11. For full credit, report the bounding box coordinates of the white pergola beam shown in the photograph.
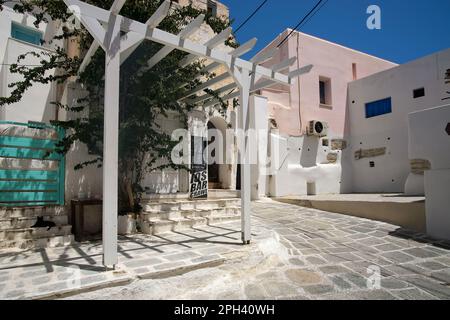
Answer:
[146,0,171,28]
[139,14,204,72]
[203,78,287,108]
[203,90,238,108]
[180,27,232,68]
[272,57,297,72]
[66,0,292,85]
[201,61,221,74]
[80,15,107,51]
[250,48,277,64]
[179,72,230,100]
[119,1,171,64]
[204,26,232,48]
[230,38,257,57]
[75,0,127,73]
[187,82,237,104]
[289,64,314,79]
[185,38,260,86]
[202,65,314,108]
[78,41,100,75]
[111,0,127,14]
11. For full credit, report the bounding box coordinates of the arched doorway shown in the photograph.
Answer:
[207,117,230,190]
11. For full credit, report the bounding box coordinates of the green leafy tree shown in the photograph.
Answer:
[0,0,237,213]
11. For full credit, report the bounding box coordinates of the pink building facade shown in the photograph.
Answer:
[259,30,397,138]
[255,30,397,197]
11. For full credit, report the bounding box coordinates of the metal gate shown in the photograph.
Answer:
[0,121,65,206]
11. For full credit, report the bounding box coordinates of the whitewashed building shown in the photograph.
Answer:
[347,48,450,195]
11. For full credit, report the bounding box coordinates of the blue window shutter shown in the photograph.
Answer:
[365,98,392,118]
[11,22,42,46]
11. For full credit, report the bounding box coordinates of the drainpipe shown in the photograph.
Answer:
[296,32,303,135]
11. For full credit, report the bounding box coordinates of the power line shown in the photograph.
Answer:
[297,0,329,31]
[233,0,269,34]
[277,0,328,48]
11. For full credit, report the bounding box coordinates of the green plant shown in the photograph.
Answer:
[0,0,237,213]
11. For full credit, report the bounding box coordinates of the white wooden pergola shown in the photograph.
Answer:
[64,0,312,268]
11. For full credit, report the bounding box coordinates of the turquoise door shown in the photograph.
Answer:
[0,121,65,206]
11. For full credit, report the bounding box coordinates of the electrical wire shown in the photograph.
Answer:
[233,0,269,34]
[277,0,328,48]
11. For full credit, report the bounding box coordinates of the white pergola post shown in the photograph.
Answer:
[102,21,121,268]
[229,66,252,244]
[238,69,252,244]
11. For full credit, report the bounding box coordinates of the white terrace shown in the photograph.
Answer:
[64,0,312,267]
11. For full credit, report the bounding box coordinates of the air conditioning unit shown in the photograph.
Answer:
[308,120,328,137]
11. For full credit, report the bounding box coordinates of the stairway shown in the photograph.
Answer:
[0,206,74,249]
[139,198,241,235]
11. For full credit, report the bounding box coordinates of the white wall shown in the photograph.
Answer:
[407,104,450,240]
[408,104,450,170]
[249,95,269,200]
[268,133,343,197]
[347,49,450,193]
[0,6,62,124]
[425,169,450,241]
[59,82,103,202]
[2,39,57,123]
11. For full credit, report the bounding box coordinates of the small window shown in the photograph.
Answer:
[365,97,392,118]
[207,1,217,16]
[319,77,332,106]
[319,81,326,104]
[413,87,425,99]
[352,63,357,80]
[11,22,42,46]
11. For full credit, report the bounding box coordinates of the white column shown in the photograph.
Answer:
[238,69,252,244]
[102,41,120,268]
[250,95,269,200]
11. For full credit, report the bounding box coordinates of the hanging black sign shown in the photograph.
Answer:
[190,136,208,199]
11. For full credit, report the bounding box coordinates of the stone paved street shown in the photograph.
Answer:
[1,200,450,300]
[0,222,247,299]
[66,200,450,300]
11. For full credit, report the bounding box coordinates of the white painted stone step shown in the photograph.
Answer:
[0,225,72,241]
[140,217,207,235]
[0,206,67,219]
[139,214,241,235]
[208,189,241,199]
[0,215,68,230]
[0,235,74,250]
[142,198,241,213]
[141,207,241,221]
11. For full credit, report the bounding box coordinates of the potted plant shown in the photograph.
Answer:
[118,212,137,235]
[118,183,145,235]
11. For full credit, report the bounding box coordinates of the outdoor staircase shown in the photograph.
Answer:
[0,206,74,249]
[139,196,241,235]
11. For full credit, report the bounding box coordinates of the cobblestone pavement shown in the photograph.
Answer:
[0,222,247,299]
[66,200,450,300]
[1,200,450,300]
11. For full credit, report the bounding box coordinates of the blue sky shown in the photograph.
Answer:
[219,0,450,64]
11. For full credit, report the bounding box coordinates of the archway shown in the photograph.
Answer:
[207,117,229,189]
